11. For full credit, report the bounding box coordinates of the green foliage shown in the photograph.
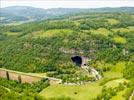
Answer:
[47,96,72,100]
[99,78,119,86]
[123,79,134,100]
[79,19,110,30]
[123,62,134,79]
[97,48,124,63]
[0,78,49,100]
[0,12,134,83]
[95,83,126,100]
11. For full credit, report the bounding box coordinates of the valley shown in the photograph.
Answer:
[0,7,134,100]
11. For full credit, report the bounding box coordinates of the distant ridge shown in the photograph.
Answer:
[0,6,134,25]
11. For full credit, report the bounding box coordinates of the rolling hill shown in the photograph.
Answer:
[0,7,134,100]
[0,6,134,25]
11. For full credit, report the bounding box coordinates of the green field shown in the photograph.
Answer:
[39,68,127,100]
[28,29,74,38]
[40,82,102,100]
[40,78,128,100]
[90,28,112,36]
[110,89,126,100]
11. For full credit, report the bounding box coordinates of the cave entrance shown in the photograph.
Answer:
[71,56,82,67]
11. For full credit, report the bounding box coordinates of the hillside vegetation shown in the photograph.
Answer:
[0,6,134,25]
[0,12,134,100]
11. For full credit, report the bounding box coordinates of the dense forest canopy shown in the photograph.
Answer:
[0,78,49,100]
[0,12,134,83]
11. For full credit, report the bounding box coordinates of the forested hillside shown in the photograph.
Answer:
[0,11,134,99]
[0,6,134,25]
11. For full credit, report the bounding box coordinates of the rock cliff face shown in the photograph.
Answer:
[81,65,102,81]
[90,68,102,80]
[71,56,89,67]
[71,56,102,80]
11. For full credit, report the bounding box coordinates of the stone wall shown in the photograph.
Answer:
[0,69,42,84]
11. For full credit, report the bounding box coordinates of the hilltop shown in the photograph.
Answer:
[0,6,134,25]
